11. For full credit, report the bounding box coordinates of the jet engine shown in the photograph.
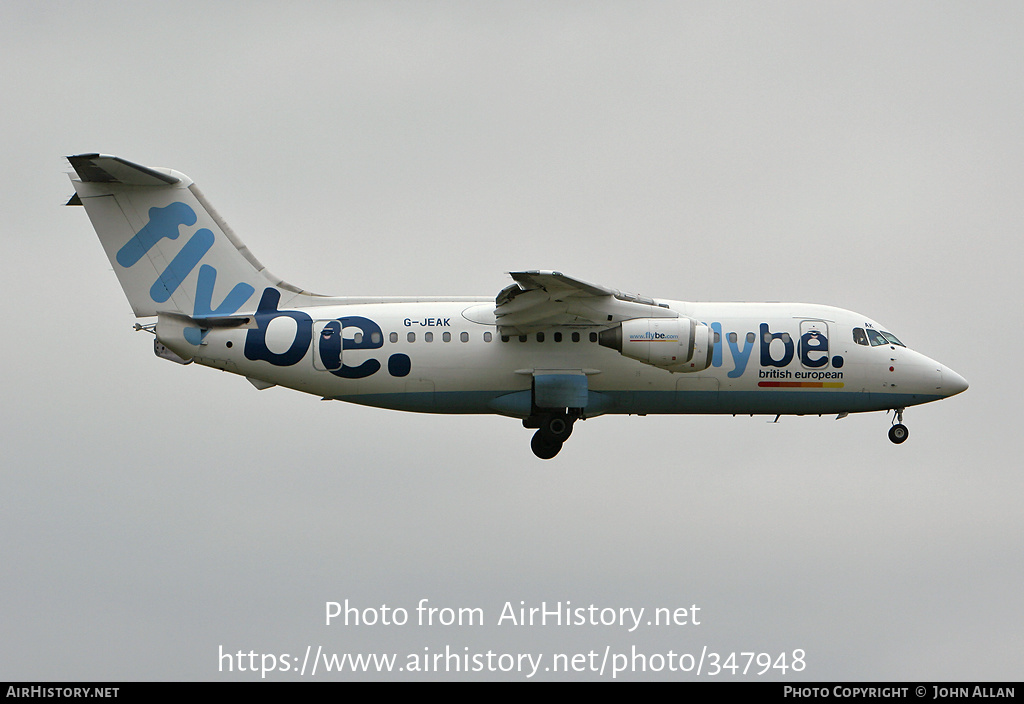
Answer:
[598,317,713,372]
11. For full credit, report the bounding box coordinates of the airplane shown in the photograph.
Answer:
[65,153,968,459]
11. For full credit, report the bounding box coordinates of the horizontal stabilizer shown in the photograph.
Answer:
[67,154,180,186]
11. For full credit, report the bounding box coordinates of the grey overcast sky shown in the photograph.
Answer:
[1,1,1021,681]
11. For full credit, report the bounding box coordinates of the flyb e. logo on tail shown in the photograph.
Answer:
[117,202,256,344]
[121,202,410,378]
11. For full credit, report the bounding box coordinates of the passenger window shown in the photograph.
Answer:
[746,332,755,344]
[728,332,737,344]
[461,332,469,343]
[370,332,381,345]
[501,335,509,343]
[354,332,363,344]
[537,332,545,342]
[853,328,868,346]
[407,332,416,343]
[519,335,527,343]
[425,332,433,343]
[443,332,451,342]
[554,332,562,342]
[572,332,580,342]
[715,332,721,344]
[484,332,493,342]
[389,332,398,344]
[589,332,598,343]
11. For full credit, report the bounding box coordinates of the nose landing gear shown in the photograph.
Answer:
[888,408,909,444]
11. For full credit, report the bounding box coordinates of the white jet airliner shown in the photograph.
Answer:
[66,154,967,459]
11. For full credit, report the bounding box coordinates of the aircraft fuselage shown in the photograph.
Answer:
[172,297,963,419]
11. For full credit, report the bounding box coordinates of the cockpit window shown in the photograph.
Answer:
[880,331,905,347]
[855,327,905,347]
[862,329,905,347]
[865,329,888,346]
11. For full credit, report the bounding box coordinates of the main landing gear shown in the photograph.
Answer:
[525,410,578,459]
[888,408,909,444]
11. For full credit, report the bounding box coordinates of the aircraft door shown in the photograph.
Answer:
[799,320,830,370]
[313,320,342,371]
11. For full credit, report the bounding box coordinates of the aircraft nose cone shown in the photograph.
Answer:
[941,367,969,397]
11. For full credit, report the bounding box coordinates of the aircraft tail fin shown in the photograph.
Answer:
[66,153,322,319]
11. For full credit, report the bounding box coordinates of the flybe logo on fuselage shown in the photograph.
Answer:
[708,322,844,379]
[242,288,412,379]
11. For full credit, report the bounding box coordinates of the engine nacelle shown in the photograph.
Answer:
[598,317,713,372]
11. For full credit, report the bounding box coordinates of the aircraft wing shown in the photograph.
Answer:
[494,270,677,335]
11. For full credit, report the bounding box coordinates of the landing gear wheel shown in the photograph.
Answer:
[888,424,909,444]
[531,431,563,459]
[542,413,573,442]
